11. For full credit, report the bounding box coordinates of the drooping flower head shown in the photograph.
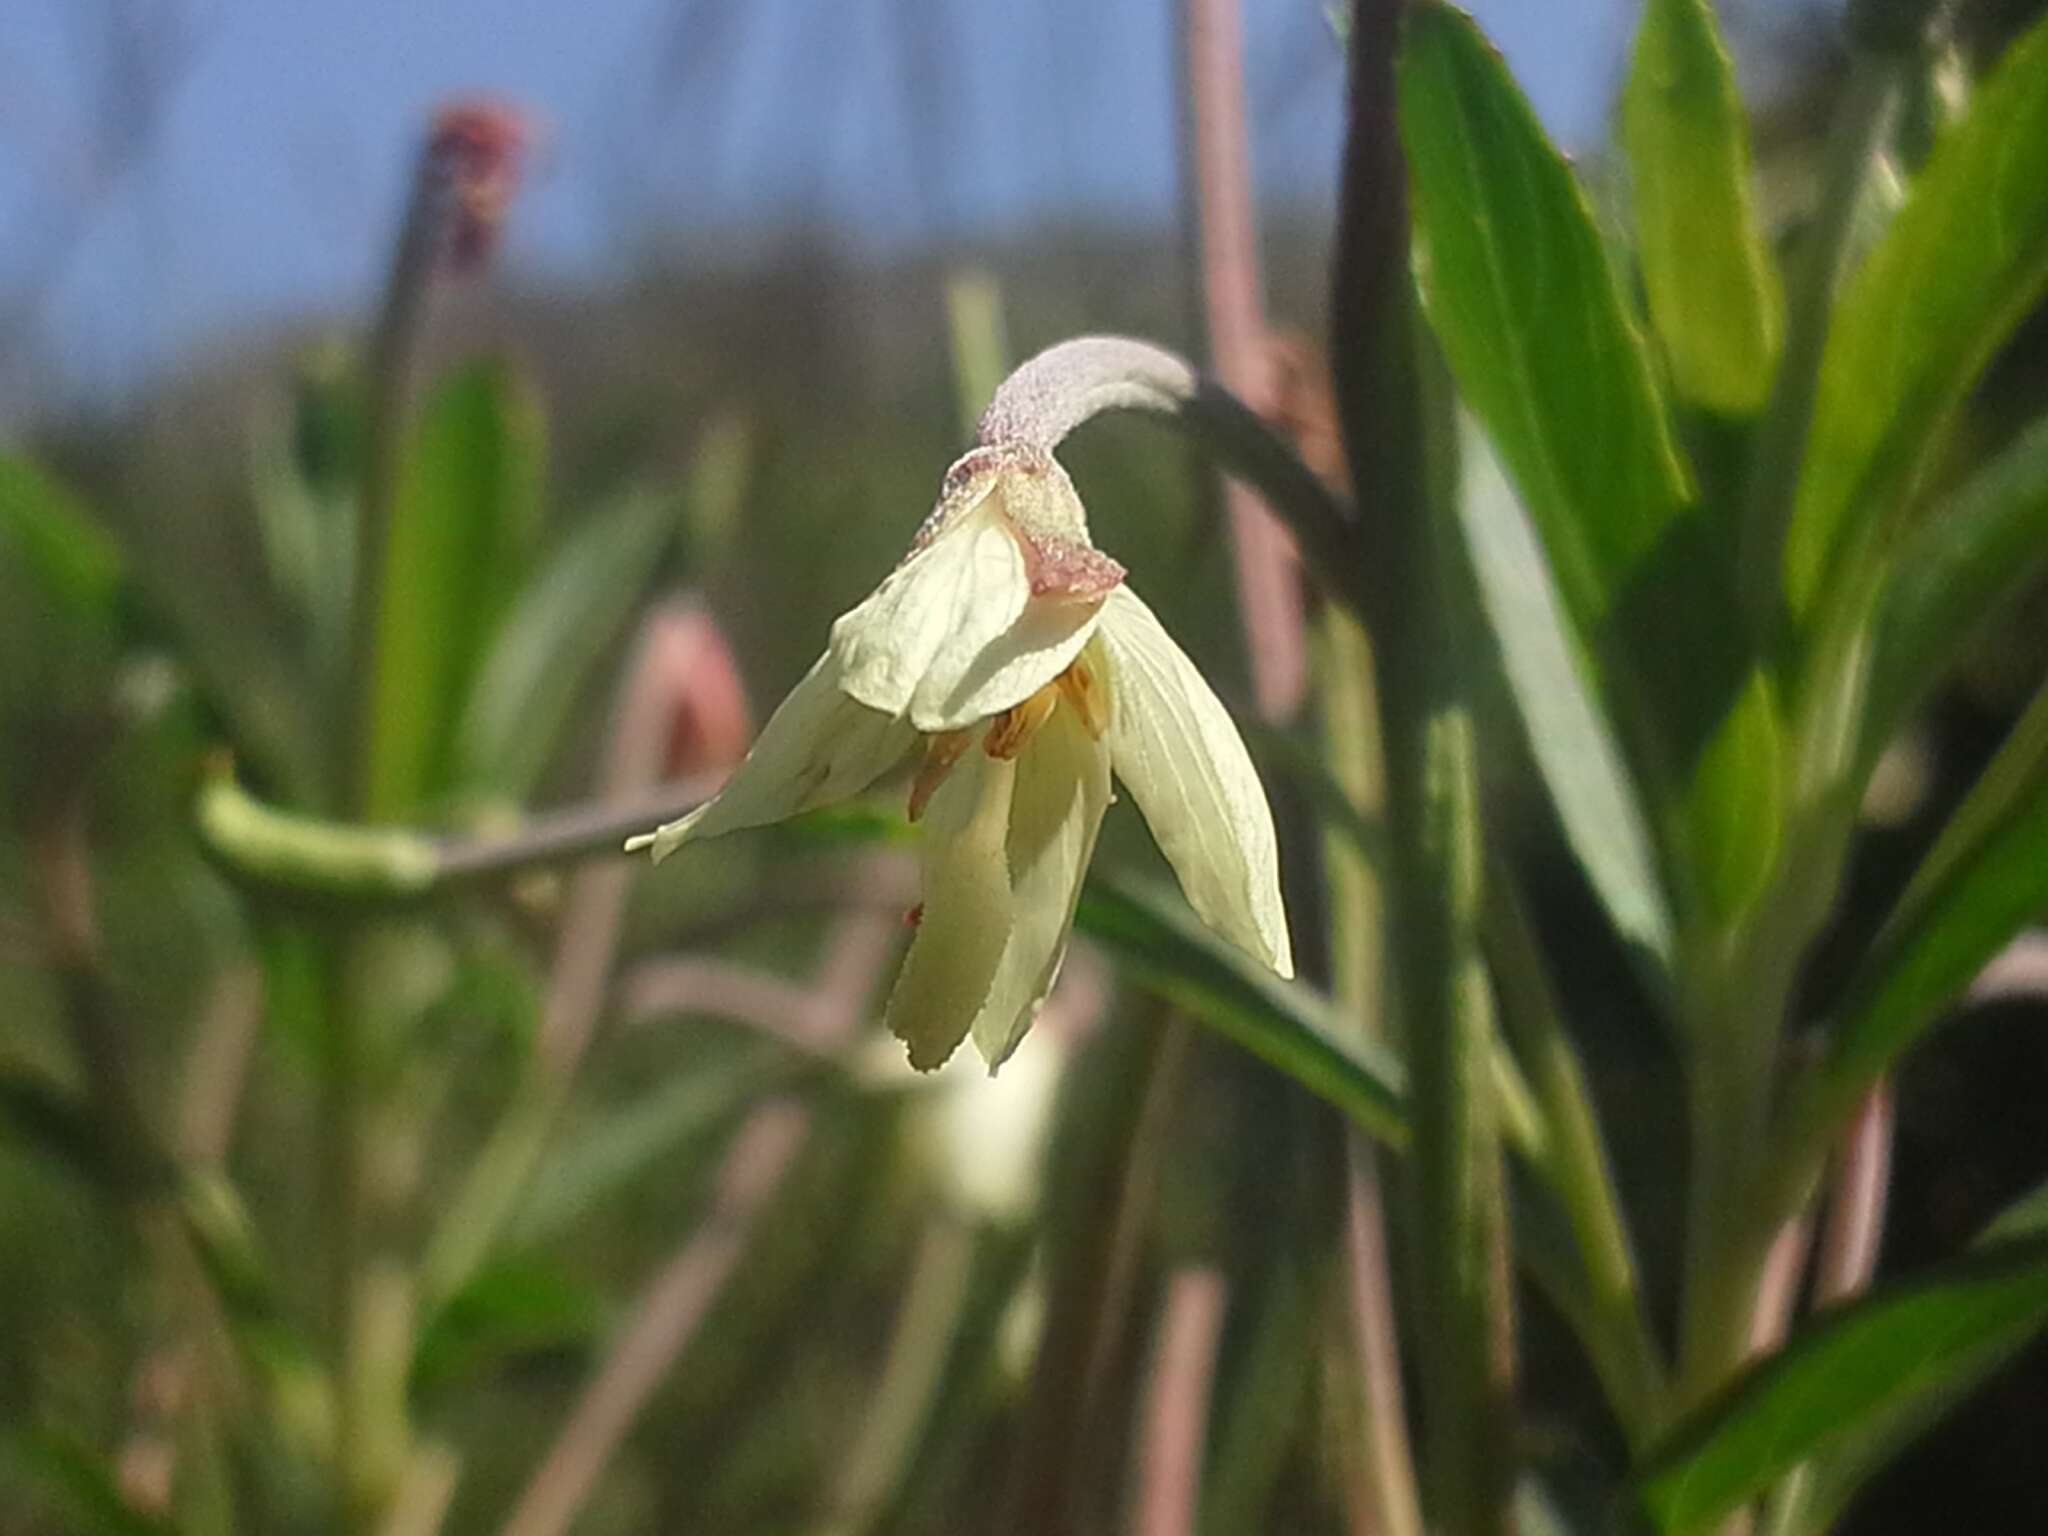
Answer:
[632,341,1292,1070]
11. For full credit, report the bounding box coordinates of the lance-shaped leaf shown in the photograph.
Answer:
[1783,13,2048,617]
[1456,425,1674,969]
[0,454,122,627]
[1622,0,1783,415]
[1781,1184,2048,1532]
[455,483,690,800]
[1399,1,1694,636]
[1859,416,2048,771]
[1634,1234,2048,1533]
[1811,678,2048,1115]
[363,359,547,819]
[1077,875,1408,1148]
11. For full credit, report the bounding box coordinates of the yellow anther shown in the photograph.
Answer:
[907,730,974,822]
[983,681,1062,760]
[1057,656,1111,739]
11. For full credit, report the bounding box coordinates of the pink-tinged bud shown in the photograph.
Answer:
[427,99,533,273]
[644,603,753,780]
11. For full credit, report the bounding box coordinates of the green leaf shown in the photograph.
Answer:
[1398,1,1693,635]
[5,1429,181,1536]
[0,455,123,627]
[1076,876,1408,1147]
[1783,1184,2048,1531]
[507,1059,767,1248]
[1820,676,2048,1101]
[363,359,547,819]
[1456,427,1675,967]
[1860,415,2048,770]
[1679,668,1783,924]
[1622,0,1783,414]
[0,1068,105,1182]
[1784,12,2048,617]
[412,1255,600,1397]
[453,485,684,801]
[1633,1235,2048,1533]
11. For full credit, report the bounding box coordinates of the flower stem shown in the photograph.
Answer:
[1329,4,1515,1530]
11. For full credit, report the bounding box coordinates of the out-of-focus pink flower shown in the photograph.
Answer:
[645,603,753,780]
[427,99,534,273]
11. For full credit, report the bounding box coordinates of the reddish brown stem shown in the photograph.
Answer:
[1130,1268,1229,1536]
[1183,0,1306,720]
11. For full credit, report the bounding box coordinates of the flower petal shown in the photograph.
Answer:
[886,747,1016,1070]
[969,705,1112,1070]
[1095,587,1293,976]
[830,500,1107,733]
[626,649,914,861]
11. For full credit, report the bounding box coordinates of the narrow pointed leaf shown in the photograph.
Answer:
[1076,876,1407,1147]
[1399,1,1693,635]
[1784,13,2048,617]
[0,454,122,626]
[507,1059,768,1247]
[1622,0,1783,414]
[1679,668,1783,924]
[363,359,547,819]
[1633,1236,2048,1533]
[1457,427,1674,968]
[455,485,686,799]
[1786,1185,2048,1531]
[1860,415,2048,769]
[1817,678,2048,1104]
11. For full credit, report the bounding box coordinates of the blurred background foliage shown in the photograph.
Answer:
[3,2,2048,1534]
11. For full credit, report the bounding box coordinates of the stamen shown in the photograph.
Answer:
[984,681,1061,759]
[907,730,974,822]
[1057,656,1111,739]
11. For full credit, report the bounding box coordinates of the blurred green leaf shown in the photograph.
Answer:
[1820,677,2048,1101]
[0,455,123,628]
[1860,415,2048,770]
[1633,1235,2048,1533]
[453,485,684,801]
[1784,12,2048,617]
[412,1254,600,1398]
[363,359,547,819]
[1456,427,1674,968]
[1622,0,1782,414]
[1781,1183,2048,1531]
[250,346,363,687]
[5,1429,181,1536]
[1679,668,1782,924]
[507,1058,769,1248]
[1398,1,1692,636]
[0,1069,111,1188]
[1076,876,1407,1147]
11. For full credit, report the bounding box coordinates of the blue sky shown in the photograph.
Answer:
[0,0,1642,410]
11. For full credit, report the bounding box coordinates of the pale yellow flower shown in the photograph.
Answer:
[630,442,1291,1070]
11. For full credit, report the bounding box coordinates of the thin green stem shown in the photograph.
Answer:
[1486,874,1666,1437]
[195,765,721,902]
[332,126,456,1535]
[1328,3,1514,1526]
[1317,608,1425,1536]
